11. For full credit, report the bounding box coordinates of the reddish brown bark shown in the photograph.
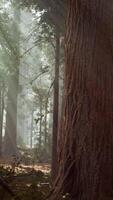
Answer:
[51,31,60,180]
[51,1,113,199]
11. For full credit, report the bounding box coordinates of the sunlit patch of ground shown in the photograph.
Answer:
[20,163,51,173]
[0,162,51,174]
[0,161,51,200]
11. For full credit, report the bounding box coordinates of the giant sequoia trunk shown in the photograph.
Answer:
[51,31,60,180]
[51,1,113,200]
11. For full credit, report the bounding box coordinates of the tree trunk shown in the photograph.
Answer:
[4,72,19,156]
[51,1,113,200]
[51,31,60,180]
[0,81,4,156]
[30,109,34,149]
[4,2,20,156]
[0,82,3,155]
[39,99,42,152]
[44,101,48,149]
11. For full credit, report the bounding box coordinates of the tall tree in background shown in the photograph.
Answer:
[0,10,15,156]
[20,2,66,170]
[51,1,113,199]
[0,85,2,155]
[35,1,66,179]
[4,2,20,156]
[0,79,4,155]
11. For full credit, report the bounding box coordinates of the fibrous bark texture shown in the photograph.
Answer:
[51,32,60,180]
[51,0,113,200]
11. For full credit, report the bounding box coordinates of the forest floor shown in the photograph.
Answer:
[0,163,51,200]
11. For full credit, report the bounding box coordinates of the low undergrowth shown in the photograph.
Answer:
[0,164,51,200]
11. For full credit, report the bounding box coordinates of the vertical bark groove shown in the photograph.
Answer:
[51,31,60,180]
[51,1,113,199]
